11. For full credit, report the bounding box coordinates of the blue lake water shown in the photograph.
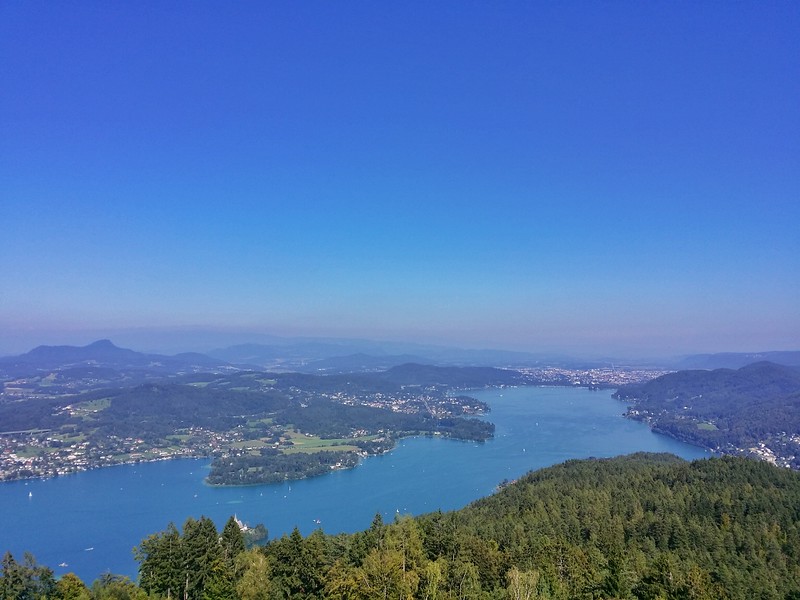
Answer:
[0,387,709,583]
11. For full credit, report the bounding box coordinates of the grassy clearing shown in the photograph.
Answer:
[285,430,377,446]
[53,431,86,444]
[697,422,719,431]
[162,445,188,454]
[15,445,61,457]
[246,417,274,427]
[231,439,272,450]
[39,373,58,386]
[284,431,333,448]
[279,430,373,454]
[15,447,44,458]
[72,398,111,419]
[283,444,360,455]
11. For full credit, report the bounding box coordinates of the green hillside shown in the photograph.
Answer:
[615,362,800,468]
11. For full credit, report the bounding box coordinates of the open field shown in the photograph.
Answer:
[280,430,374,454]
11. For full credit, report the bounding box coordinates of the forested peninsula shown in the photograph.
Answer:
[4,453,800,599]
[615,361,800,468]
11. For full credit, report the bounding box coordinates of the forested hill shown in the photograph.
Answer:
[5,453,800,600]
[614,361,800,468]
[0,339,236,392]
[450,453,800,599]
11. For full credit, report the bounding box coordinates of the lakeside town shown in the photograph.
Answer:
[516,366,671,388]
[0,427,221,481]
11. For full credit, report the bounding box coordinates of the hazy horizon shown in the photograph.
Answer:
[3,3,798,361]
[1,325,798,364]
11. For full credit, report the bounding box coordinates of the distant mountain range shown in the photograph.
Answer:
[160,334,800,371]
[296,352,435,373]
[0,337,605,388]
[3,337,799,380]
[206,339,591,370]
[0,340,239,390]
[672,350,800,369]
[0,339,536,397]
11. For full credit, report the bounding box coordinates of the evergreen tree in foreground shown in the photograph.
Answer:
[135,516,246,600]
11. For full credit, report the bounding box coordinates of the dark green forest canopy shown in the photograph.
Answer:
[614,362,800,458]
[5,453,800,600]
[614,362,800,409]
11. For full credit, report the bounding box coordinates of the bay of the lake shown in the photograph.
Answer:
[0,386,709,583]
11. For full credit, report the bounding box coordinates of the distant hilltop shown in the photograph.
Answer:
[0,339,237,383]
[3,336,799,375]
[1,336,611,373]
[674,350,800,370]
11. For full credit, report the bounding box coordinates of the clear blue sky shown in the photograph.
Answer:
[2,1,798,357]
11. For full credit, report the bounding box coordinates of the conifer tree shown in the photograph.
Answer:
[220,517,246,569]
[180,516,220,600]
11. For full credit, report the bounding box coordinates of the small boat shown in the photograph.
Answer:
[28,492,32,498]
[84,547,94,552]
[59,562,68,568]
